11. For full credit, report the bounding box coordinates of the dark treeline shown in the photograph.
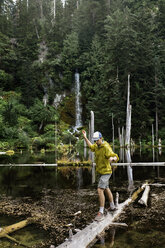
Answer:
[0,0,164,149]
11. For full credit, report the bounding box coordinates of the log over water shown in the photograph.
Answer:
[56,184,145,248]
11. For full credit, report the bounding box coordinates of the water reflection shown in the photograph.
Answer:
[0,148,165,248]
[77,168,83,189]
[153,147,155,162]
[92,163,96,184]
[125,149,134,193]
[119,147,124,163]
[0,148,165,198]
[94,228,116,248]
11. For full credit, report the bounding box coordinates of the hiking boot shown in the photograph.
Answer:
[94,212,104,222]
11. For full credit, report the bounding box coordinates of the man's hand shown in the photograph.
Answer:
[82,130,92,147]
[82,130,87,138]
[109,156,117,162]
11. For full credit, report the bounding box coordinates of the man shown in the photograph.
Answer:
[82,130,119,221]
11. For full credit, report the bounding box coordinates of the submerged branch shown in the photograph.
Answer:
[5,234,31,248]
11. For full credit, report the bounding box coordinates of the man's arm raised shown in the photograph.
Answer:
[82,130,92,148]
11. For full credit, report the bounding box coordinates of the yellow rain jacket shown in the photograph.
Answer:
[89,141,119,175]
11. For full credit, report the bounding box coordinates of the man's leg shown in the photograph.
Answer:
[98,187,105,210]
[105,187,116,210]
[105,187,113,202]
[94,187,105,221]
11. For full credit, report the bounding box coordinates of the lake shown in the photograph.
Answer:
[0,147,165,247]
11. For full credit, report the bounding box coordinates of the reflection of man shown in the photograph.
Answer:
[82,130,119,221]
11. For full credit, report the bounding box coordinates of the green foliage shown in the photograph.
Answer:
[0,141,10,150]
[61,32,80,88]
[29,99,57,131]
[17,131,31,148]
[0,0,164,146]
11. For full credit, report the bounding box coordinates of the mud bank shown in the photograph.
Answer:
[0,181,165,247]
[0,189,98,247]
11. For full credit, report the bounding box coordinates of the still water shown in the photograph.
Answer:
[0,147,165,247]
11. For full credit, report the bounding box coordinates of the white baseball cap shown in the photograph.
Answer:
[93,131,102,141]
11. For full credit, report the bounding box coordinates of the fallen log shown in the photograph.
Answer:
[0,217,34,238]
[138,184,150,206]
[0,217,35,247]
[56,184,145,248]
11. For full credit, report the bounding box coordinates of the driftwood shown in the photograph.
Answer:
[56,184,145,248]
[0,217,35,247]
[138,184,150,206]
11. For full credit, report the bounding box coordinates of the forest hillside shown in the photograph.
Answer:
[0,0,164,150]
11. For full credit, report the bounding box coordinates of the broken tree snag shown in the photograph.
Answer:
[130,184,145,202]
[56,185,145,248]
[138,184,150,207]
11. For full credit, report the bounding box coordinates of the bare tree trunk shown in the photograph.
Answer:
[125,74,131,148]
[84,140,86,159]
[125,148,134,192]
[27,0,28,11]
[152,123,155,162]
[118,127,122,147]
[37,0,43,19]
[90,111,94,163]
[34,20,40,39]
[55,121,58,161]
[138,184,150,207]
[112,113,114,150]
[88,121,91,160]
[152,124,154,147]
[155,73,159,143]
[155,106,158,143]
[54,0,56,18]
[92,163,96,184]
[122,126,124,147]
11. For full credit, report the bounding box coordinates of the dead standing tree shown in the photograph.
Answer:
[88,110,94,163]
[125,74,132,148]
[124,75,134,192]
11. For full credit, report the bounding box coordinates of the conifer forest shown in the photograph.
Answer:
[0,0,165,150]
